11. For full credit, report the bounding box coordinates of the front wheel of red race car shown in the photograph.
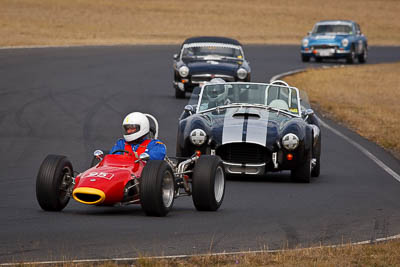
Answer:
[192,155,226,211]
[36,155,74,211]
[140,160,175,217]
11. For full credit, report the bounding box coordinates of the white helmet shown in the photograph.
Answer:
[122,112,150,142]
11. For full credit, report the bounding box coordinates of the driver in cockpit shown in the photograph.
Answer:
[110,112,166,160]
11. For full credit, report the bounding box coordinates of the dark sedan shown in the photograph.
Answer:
[173,36,251,98]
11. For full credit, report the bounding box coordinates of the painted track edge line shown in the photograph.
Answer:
[270,67,400,183]
[2,234,400,266]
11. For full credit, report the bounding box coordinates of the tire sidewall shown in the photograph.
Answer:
[192,155,226,211]
[36,155,73,211]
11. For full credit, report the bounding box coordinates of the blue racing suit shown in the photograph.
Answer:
[110,138,166,160]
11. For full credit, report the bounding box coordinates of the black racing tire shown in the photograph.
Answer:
[89,150,109,168]
[358,47,368,63]
[346,46,356,64]
[192,155,226,211]
[140,160,175,217]
[301,54,310,62]
[311,137,321,178]
[36,154,74,211]
[291,150,312,183]
[312,157,321,178]
[175,88,185,99]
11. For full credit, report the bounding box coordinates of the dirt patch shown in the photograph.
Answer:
[1,0,399,47]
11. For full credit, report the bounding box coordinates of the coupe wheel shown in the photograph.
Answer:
[175,88,185,99]
[36,155,74,211]
[346,46,356,64]
[192,155,226,211]
[301,55,310,62]
[140,160,175,216]
[358,47,368,63]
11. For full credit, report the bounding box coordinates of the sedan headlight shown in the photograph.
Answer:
[302,38,309,47]
[282,133,299,150]
[341,38,349,47]
[237,68,248,80]
[179,66,189,77]
[190,129,207,146]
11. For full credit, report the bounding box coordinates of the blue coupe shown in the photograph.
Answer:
[301,20,368,63]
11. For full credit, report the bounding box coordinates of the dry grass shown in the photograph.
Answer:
[284,62,400,157]
[17,239,400,266]
[1,0,400,47]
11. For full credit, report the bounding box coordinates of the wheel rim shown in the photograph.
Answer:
[214,166,225,203]
[162,171,174,208]
[59,166,73,202]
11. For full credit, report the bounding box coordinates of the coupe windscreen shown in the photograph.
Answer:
[313,24,352,34]
[198,83,300,115]
[182,44,243,59]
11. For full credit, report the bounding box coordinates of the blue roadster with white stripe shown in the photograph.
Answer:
[176,81,321,182]
[301,20,368,63]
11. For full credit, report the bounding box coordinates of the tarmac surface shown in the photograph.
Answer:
[1,45,400,263]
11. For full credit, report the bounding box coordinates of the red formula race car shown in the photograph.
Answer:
[36,114,226,216]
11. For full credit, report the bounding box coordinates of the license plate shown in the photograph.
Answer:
[318,49,334,56]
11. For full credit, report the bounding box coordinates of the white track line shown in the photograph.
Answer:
[2,234,400,266]
[271,69,400,183]
[319,119,400,183]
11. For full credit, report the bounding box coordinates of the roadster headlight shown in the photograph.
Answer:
[341,38,349,47]
[302,38,309,47]
[190,129,207,146]
[282,133,299,150]
[179,66,189,77]
[237,68,248,80]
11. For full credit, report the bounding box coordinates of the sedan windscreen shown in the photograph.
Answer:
[182,44,243,59]
[313,24,352,34]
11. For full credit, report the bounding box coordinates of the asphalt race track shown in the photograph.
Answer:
[1,45,400,263]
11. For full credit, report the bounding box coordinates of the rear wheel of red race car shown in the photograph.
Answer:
[140,160,175,216]
[36,154,74,211]
[192,155,225,211]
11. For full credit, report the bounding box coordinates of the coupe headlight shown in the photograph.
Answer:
[237,68,248,80]
[179,66,189,77]
[282,133,299,150]
[341,38,349,47]
[190,129,207,146]
[302,38,309,47]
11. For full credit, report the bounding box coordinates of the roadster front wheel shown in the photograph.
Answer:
[140,160,175,217]
[36,155,74,211]
[291,150,312,183]
[192,155,226,211]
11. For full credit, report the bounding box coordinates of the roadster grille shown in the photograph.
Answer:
[216,143,270,164]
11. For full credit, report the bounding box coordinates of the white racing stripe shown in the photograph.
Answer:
[245,108,269,146]
[222,108,245,144]
[320,119,400,183]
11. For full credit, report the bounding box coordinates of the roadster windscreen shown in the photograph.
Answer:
[181,44,243,59]
[198,83,300,115]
